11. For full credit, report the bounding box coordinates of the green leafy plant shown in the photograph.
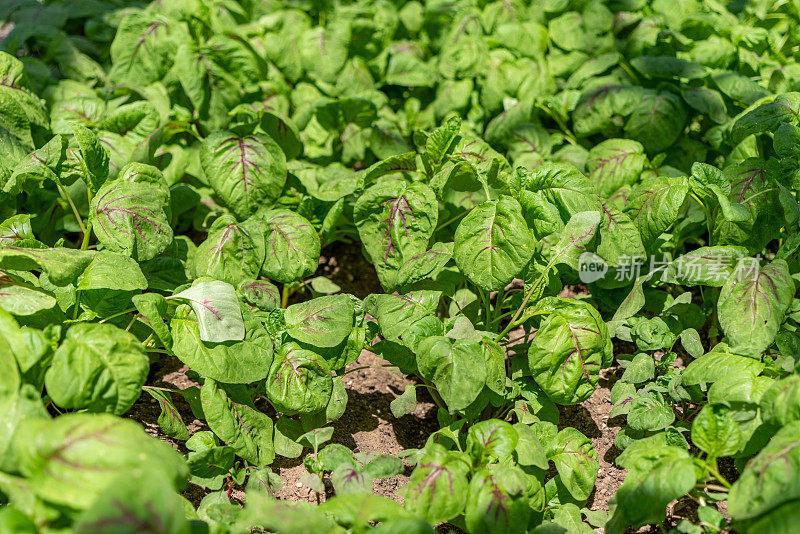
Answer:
[2,0,800,532]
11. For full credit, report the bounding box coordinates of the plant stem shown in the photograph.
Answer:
[124,314,139,331]
[281,284,290,308]
[80,221,92,251]
[705,460,731,489]
[491,286,506,330]
[98,307,137,323]
[57,183,87,235]
[435,211,468,231]
[142,385,181,393]
[495,260,554,341]
[342,364,395,376]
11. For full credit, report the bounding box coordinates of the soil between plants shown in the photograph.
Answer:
[124,242,692,533]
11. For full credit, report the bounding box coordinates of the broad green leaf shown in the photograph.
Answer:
[44,323,148,415]
[71,124,109,194]
[682,349,765,386]
[586,139,646,197]
[625,176,689,250]
[465,465,531,534]
[0,246,94,286]
[416,336,487,412]
[170,302,272,383]
[512,163,597,221]
[595,201,645,268]
[90,163,172,261]
[76,251,147,292]
[354,180,438,290]
[0,285,56,316]
[201,379,275,465]
[607,442,695,531]
[527,298,612,404]
[680,329,704,358]
[390,385,417,418]
[404,444,470,524]
[466,420,518,465]
[395,242,453,288]
[360,152,418,187]
[293,162,360,202]
[132,292,172,350]
[663,246,748,287]
[284,295,355,349]
[630,56,707,80]
[257,209,320,283]
[760,375,800,427]
[76,251,148,317]
[14,413,188,509]
[108,13,180,86]
[681,86,727,124]
[4,135,67,194]
[513,422,549,469]
[0,214,33,246]
[238,279,280,312]
[453,196,533,292]
[728,421,800,522]
[718,259,794,357]
[549,210,601,270]
[144,388,189,441]
[265,342,332,415]
[627,391,675,432]
[691,404,741,457]
[0,52,48,148]
[200,132,287,220]
[368,290,441,342]
[731,93,800,145]
[623,92,687,152]
[195,215,266,286]
[73,470,189,534]
[550,427,598,501]
[620,353,655,384]
[259,110,303,160]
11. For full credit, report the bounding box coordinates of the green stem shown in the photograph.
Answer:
[281,284,290,308]
[491,286,506,330]
[342,364,395,376]
[690,193,713,246]
[482,181,492,202]
[56,183,87,235]
[477,287,491,329]
[495,261,555,342]
[124,315,139,331]
[142,385,181,394]
[98,307,137,324]
[72,220,94,319]
[435,211,468,231]
[418,381,447,412]
[705,460,731,489]
[80,221,92,251]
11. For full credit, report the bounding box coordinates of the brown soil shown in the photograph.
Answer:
[124,242,651,531]
[271,349,439,503]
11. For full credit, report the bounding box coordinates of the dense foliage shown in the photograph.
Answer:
[2,0,800,532]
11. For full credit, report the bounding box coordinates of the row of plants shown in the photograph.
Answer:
[1,0,800,532]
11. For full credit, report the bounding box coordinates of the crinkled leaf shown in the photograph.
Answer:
[453,196,533,292]
[44,323,148,415]
[284,295,355,349]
